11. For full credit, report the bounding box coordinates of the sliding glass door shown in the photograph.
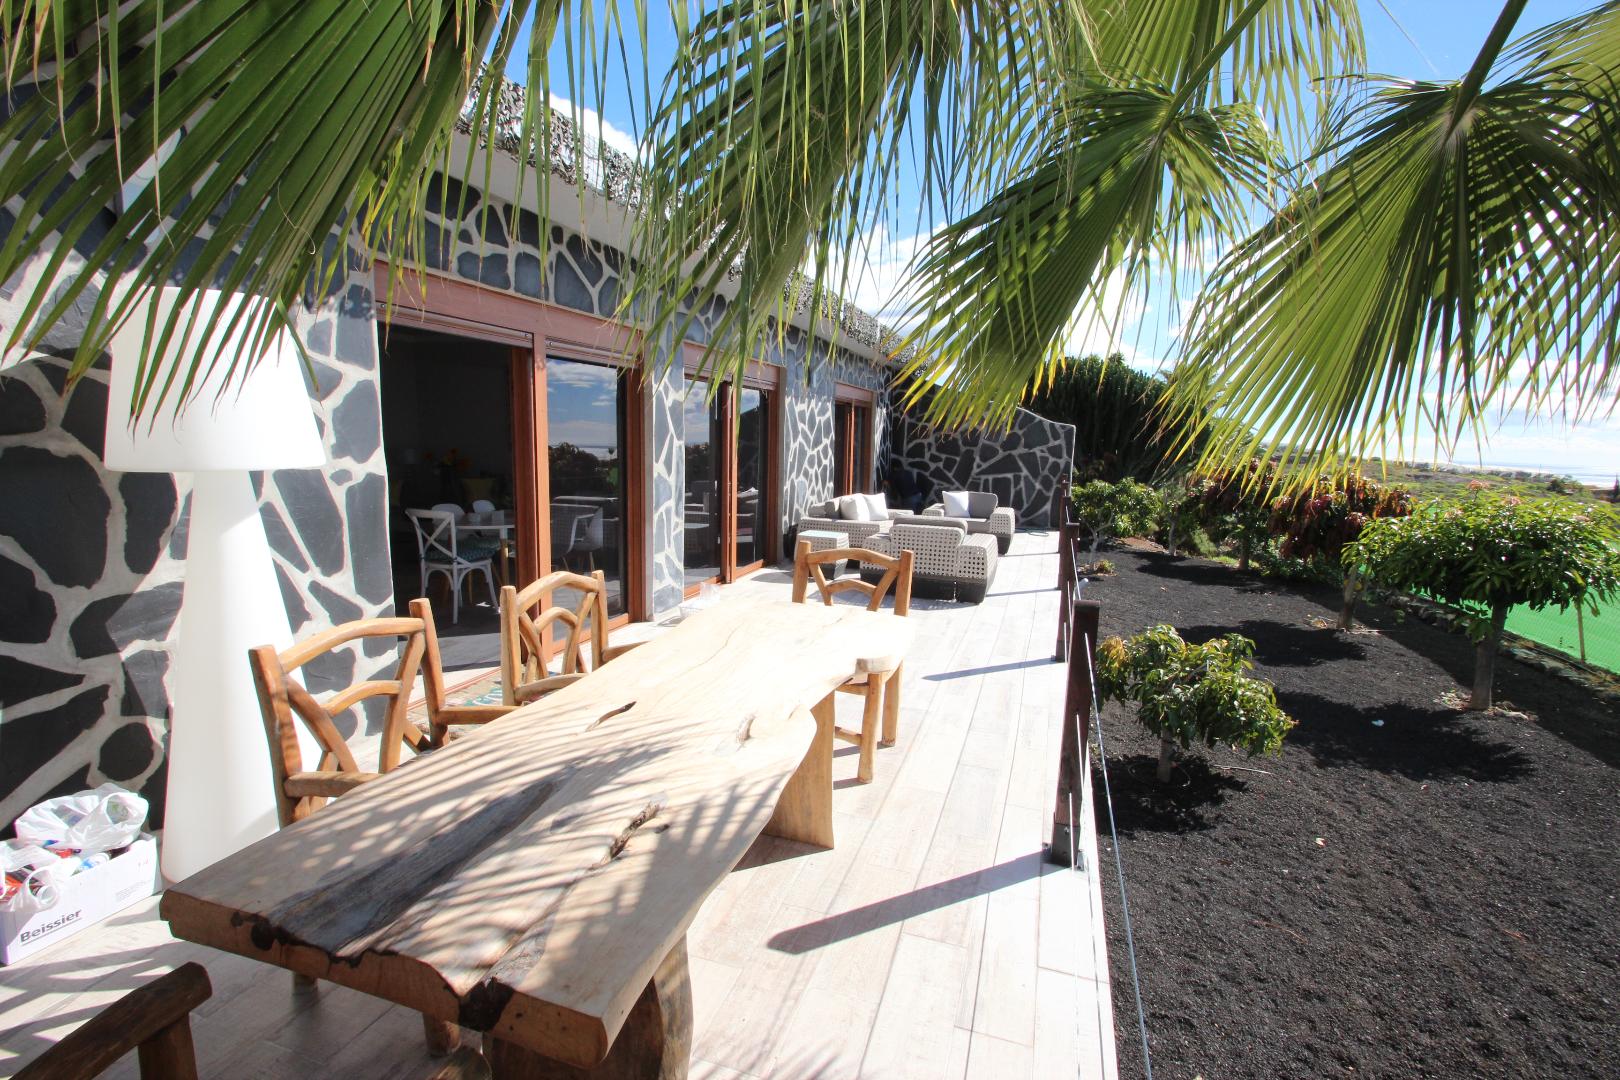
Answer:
[683,377,724,590]
[734,385,772,573]
[545,355,633,619]
[681,374,776,591]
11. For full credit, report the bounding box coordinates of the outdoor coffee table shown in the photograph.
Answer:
[160,594,911,1078]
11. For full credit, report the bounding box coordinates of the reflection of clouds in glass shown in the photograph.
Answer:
[550,420,618,447]
[547,360,617,389]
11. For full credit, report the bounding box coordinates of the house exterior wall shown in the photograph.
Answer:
[0,170,894,825]
[407,172,894,610]
[0,243,389,829]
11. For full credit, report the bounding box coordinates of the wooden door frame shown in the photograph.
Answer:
[833,383,876,494]
[681,347,781,592]
[374,264,648,632]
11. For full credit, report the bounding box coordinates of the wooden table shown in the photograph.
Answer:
[160,594,912,1078]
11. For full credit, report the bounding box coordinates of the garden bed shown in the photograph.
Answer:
[1088,546,1620,1079]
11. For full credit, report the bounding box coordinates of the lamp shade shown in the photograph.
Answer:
[104,287,326,473]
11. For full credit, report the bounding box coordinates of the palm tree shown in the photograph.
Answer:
[0,0,1361,424]
[629,0,1363,424]
[0,0,626,415]
[1173,0,1620,475]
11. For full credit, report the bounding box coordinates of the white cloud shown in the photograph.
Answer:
[547,92,640,158]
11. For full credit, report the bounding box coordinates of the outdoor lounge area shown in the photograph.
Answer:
[0,531,1118,1080]
[9,4,1620,1079]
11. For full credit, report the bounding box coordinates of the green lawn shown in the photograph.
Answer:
[1505,601,1620,674]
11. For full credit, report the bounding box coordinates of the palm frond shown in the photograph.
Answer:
[626,0,1074,391]
[0,1,626,419]
[1173,0,1620,479]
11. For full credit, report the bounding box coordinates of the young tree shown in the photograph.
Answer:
[1270,475,1414,629]
[1097,626,1294,782]
[1070,479,1161,559]
[1349,495,1620,709]
[1190,459,1277,571]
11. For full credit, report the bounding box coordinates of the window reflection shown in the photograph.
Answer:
[683,378,722,587]
[546,356,629,618]
[736,387,770,568]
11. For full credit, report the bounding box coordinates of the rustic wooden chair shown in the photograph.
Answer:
[248,610,481,1056]
[791,537,914,783]
[14,962,211,1080]
[421,570,640,745]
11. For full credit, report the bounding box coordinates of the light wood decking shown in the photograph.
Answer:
[0,530,1116,1079]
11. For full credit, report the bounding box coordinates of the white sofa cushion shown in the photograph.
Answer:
[941,490,972,518]
[837,494,873,521]
[862,492,889,518]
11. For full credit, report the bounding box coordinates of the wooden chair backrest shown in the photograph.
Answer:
[792,538,914,616]
[248,615,429,827]
[500,569,609,706]
[14,962,212,1080]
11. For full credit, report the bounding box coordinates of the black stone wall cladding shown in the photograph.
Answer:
[0,245,390,831]
[889,403,1076,529]
[1,161,897,823]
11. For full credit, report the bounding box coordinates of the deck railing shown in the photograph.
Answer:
[1049,505,1101,867]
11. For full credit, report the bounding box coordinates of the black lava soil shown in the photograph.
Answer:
[1086,546,1620,1080]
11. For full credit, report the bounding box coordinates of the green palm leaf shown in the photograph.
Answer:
[627,1,1074,388]
[0,1,623,419]
[890,0,1361,431]
[1174,0,1620,478]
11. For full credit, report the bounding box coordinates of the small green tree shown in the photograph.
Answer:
[1349,495,1620,710]
[1156,480,1203,557]
[1189,460,1277,570]
[1270,474,1414,629]
[1097,626,1295,783]
[1070,478,1161,559]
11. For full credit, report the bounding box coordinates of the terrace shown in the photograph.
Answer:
[0,531,1121,1080]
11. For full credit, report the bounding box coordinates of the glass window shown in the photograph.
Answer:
[546,356,630,618]
[683,378,723,588]
[735,386,771,568]
[834,401,852,495]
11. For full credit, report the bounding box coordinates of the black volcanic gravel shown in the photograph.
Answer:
[1086,547,1620,1080]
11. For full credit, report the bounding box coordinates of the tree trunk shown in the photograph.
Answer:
[1156,737,1175,783]
[1467,607,1508,711]
[1237,535,1251,571]
[1337,567,1360,630]
[1166,520,1179,557]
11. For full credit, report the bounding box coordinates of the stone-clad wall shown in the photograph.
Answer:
[0,165,895,825]
[890,401,1075,529]
[0,245,389,829]
[414,174,894,605]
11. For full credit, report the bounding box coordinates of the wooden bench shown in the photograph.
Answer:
[161,594,911,1078]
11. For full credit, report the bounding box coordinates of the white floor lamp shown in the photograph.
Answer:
[104,288,326,883]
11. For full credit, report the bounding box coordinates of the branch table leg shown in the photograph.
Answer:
[486,938,692,1080]
[763,693,836,848]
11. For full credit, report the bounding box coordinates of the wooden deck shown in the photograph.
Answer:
[0,530,1116,1079]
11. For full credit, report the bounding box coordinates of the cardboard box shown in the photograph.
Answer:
[1,835,159,964]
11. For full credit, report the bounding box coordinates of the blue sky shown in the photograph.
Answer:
[509,2,1617,483]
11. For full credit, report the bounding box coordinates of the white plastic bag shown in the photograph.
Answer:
[13,783,148,854]
[0,840,66,913]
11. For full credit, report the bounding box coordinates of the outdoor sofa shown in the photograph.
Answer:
[922,491,1016,554]
[858,517,998,603]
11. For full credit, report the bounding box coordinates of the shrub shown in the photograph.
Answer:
[1349,495,1620,710]
[1097,625,1295,782]
[1270,474,1414,629]
[1189,460,1278,570]
[1071,478,1161,556]
[1155,480,1203,556]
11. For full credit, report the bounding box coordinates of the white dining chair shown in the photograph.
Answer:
[471,499,496,515]
[405,507,498,623]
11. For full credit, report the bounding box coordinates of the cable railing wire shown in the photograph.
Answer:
[1084,627,1154,1080]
